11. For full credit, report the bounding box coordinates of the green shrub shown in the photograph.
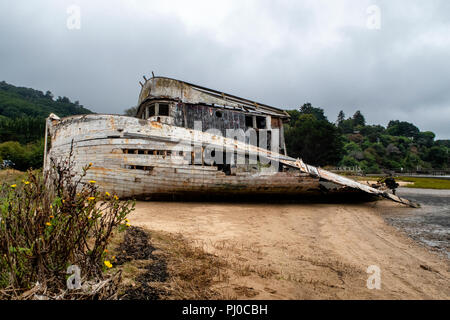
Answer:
[0,140,44,171]
[0,152,134,298]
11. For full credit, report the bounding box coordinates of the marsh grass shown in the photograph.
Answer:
[395,177,450,189]
[353,175,450,190]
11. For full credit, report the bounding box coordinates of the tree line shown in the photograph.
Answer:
[285,103,449,173]
[0,80,448,173]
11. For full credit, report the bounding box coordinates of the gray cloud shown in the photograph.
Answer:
[0,0,449,138]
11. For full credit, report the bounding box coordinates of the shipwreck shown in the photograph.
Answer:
[43,76,416,206]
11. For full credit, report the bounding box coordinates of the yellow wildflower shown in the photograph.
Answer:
[104,260,113,268]
[50,215,54,219]
[112,256,116,260]
[105,192,110,197]
[10,184,16,188]
[88,197,95,201]
[46,222,52,226]
[89,180,96,184]
[125,218,129,222]
[114,195,119,200]
[24,181,30,185]
[89,162,93,166]
[126,223,131,227]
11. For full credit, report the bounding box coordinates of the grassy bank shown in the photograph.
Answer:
[353,175,450,190]
[0,169,26,186]
[395,177,450,190]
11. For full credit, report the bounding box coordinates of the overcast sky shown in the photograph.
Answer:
[0,0,449,138]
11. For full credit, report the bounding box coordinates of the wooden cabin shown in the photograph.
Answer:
[135,77,290,155]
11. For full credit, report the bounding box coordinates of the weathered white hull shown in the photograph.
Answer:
[44,114,416,205]
[44,115,324,199]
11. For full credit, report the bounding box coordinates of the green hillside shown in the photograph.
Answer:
[0,81,92,119]
[285,104,449,173]
[0,81,94,170]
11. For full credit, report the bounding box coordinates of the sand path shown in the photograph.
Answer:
[129,200,449,299]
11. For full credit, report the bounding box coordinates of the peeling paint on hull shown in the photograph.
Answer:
[44,114,417,206]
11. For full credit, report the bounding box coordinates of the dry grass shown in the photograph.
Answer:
[106,227,282,300]
[0,169,25,185]
[107,228,230,300]
[155,232,229,300]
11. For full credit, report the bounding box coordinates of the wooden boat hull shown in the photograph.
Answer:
[43,114,417,206]
[43,114,347,199]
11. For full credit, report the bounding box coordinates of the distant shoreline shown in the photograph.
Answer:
[351,175,450,190]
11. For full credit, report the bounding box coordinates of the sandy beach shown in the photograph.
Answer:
[129,199,449,300]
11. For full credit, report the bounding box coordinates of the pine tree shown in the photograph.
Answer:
[337,110,345,125]
[352,110,366,127]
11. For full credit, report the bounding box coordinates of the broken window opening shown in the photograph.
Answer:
[158,103,169,116]
[124,165,154,171]
[245,115,253,128]
[256,116,267,129]
[148,105,156,117]
[122,149,179,156]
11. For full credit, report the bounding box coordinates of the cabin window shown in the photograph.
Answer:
[158,103,169,116]
[256,116,267,129]
[245,115,253,128]
[148,105,156,117]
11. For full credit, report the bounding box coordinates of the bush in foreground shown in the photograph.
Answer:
[0,153,134,299]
